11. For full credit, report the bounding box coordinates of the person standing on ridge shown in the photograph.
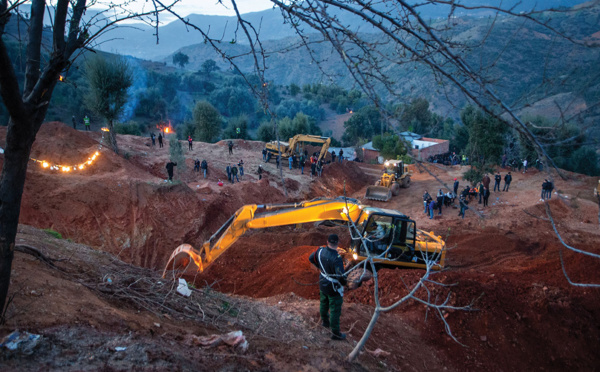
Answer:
[158,133,163,148]
[226,164,232,183]
[453,178,459,195]
[72,115,77,130]
[308,234,348,341]
[84,115,90,131]
[483,186,490,207]
[257,165,263,180]
[231,164,239,183]
[193,159,200,172]
[150,133,156,146]
[522,159,528,173]
[262,148,267,161]
[201,159,208,179]
[503,172,512,191]
[188,135,193,151]
[289,155,293,170]
[339,149,344,163]
[423,190,431,214]
[238,159,244,179]
[482,173,490,191]
[436,189,444,215]
[299,155,305,174]
[165,161,177,181]
[228,140,234,155]
[494,172,501,192]
[331,150,336,163]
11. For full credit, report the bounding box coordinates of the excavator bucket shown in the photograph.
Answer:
[365,186,392,202]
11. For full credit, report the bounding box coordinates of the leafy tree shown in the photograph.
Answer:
[257,121,275,142]
[398,97,433,134]
[84,56,133,153]
[570,147,599,176]
[192,101,221,142]
[201,59,219,75]
[209,87,256,117]
[172,51,189,68]
[372,134,408,160]
[461,105,507,183]
[289,83,300,97]
[223,115,250,139]
[342,105,382,145]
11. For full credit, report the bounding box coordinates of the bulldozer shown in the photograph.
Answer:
[163,196,445,278]
[265,134,331,162]
[365,160,412,202]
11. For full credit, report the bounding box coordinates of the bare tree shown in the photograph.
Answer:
[0,0,177,319]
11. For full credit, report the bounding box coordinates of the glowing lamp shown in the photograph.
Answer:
[352,253,358,260]
[88,160,92,165]
[95,152,99,156]
[79,164,84,170]
[62,166,70,172]
[341,207,348,215]
[42,162,49,168]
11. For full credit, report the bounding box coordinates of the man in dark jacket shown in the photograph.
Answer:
[158,133,163,148]
[453,178,459,195]
[503,172,512,191]
[201,159,208,178]
[478,182,484,204]
[257,165,263,180]
[228,140,234,155]
[423,191,431,214]
[482,174,491,190]
[165,161,177,181]
[483,187,490,207]
[231,165,239,183]
[494,172,502,192]
[308,234,347,340]
[226,164,232,183]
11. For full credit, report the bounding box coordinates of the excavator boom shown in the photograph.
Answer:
[163,197,445,278]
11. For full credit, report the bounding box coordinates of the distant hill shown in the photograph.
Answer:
[95,0,590,60]
[170,4,600,124]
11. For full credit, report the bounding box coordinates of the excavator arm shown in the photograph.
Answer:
[163,197,364,277]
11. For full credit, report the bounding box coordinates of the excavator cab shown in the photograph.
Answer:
[349,210,441,269]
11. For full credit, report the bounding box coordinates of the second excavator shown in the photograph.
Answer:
[163,196,445,278]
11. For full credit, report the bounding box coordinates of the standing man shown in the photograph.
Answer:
[482,173,490,191]
[483,187,490,207]
[436,190,444,216]
[231,164,239,183]
[165,161,177,181]
[458,194,468,219]
[257,165,263,180]
[72,115,77,130]
[423,190,431,214]
[494,172,501,192]
[453,178,459,195]
[226,164,232,183]
[478,182,484,204]
[310,161,317,180]
[150,133,156,146]
[158,133,163,148]
[289,155,293,170]
[194,159,200,172]
[339,149,344,163]
[228,140,234,155]
[238,159,244,179]
[84,115,90,131]
[503,172,512,191]
[595,180,600,207]
[429,199,436,219]
[331,150,336,163]
[262,148,267,162]
[308,234,347,341]
[188,135,193,151]
[201,159,208,179]
[522,159,528,173]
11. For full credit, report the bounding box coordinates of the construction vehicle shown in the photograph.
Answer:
[163,197,445,278]
[365,160,412,202]
[265,134,331,163]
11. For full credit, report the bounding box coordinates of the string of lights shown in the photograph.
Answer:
[28,127,109,173]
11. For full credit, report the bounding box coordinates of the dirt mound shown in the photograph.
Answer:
[310,161,374,196]
[216,139,265,152]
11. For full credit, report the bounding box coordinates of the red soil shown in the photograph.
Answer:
[1,122,599,370]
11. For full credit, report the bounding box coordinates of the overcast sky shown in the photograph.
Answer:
[93,0,275,24]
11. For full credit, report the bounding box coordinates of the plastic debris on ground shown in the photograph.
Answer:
[188,330,248,353]
[367,348,391,358]
[114,346,127,352]
[177,278,192,297]
[0,331,42,354]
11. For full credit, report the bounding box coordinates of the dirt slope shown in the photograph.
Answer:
[0,121,599,370]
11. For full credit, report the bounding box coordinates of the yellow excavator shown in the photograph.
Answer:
[265,134,331,163]
[365,160,412,202]
[163,197,445,278]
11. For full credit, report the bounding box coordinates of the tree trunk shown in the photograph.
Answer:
[0,116,36,316]
[108,119,119,154]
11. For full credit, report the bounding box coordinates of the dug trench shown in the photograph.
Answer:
[2,123,600,370]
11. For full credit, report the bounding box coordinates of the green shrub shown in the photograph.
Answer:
[43,228,63,239]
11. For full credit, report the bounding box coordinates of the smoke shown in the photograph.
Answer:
[120,56,147,122]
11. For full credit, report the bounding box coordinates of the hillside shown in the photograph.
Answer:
[171,4,600,123]
[0,121,599,370]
